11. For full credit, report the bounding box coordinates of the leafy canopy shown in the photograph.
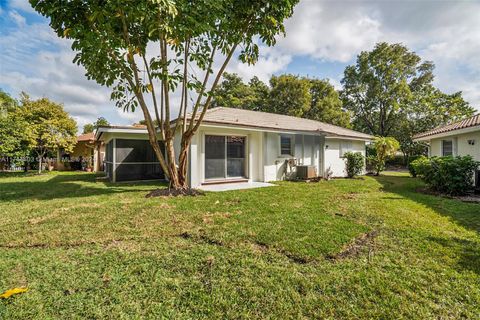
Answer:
[213,73,351,128]
[31,0,298,188]
[17,95,77,156]
[83,117,110,134]
[341,42,475,157]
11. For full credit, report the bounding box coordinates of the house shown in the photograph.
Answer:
[413,114,480,186]
[56,132,105,172]
[95,107,373,187]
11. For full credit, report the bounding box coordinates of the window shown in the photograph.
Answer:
[340,141,353,158]
[442,140,453,156]
[280,136,292,155]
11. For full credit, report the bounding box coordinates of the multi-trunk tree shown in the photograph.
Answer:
[31,0,298,190]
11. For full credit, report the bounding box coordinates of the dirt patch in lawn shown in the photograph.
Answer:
[417,187,480,204]
[145,188,204,198]
[328,230,378,261]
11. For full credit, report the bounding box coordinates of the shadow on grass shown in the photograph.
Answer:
[373,174,480,275]
[373,174,480,234]
[427,236,480,275]
[0,172,167,202]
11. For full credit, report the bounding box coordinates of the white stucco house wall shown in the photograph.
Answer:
[95,107,372,187]
[414,114,480,187]
[413,114,480,161]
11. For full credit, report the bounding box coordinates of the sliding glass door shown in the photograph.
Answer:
[205,135,246,180]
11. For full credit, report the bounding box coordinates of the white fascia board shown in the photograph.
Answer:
[325,135,372,142]
[95,128,148,140]
[198,123,327,136]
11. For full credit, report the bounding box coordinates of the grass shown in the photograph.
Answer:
[0,171,479,319]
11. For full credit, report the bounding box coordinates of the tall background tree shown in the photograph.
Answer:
[31,0,299,190]
[341,42,475,159]
[83,117,110,134]
[0,91,33,170]
[17,95,77,173]
[213,74,350,127]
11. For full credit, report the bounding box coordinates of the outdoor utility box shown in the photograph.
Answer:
[296,165,317,179]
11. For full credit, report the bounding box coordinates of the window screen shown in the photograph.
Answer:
[116,139,163,163]
[115,163,164,181]
[442,140,453,156]
[205,135,226,179]
[340,141,353,157]
[281,136,292,155]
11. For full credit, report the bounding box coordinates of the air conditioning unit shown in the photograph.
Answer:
[296,165,317,180]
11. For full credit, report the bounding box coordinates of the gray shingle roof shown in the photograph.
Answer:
[413,114,480,139]
[191,107,372,140]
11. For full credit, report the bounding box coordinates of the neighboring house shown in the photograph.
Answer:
[56,132,106,172]
[413,114,480,186]
[95,107,373,186]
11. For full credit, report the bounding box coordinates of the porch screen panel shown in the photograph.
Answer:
[114,139,164,181]
[205,135,226,179]
[227,136,245,177]
[105,140,114,179]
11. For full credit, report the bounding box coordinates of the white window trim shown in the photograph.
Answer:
[339,140,353,158]
[441,139,454,157]
[279,134,294,157]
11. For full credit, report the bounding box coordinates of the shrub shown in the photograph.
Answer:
[411,155,479,195]
[344,152,364,178]
[407,155,423,177]
[368,137,400,175]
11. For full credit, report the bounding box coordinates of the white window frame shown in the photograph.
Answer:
[340,140,353,158]
[280,135,294,157]
[442,139,453,157]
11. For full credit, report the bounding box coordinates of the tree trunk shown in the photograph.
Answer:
[38,154,42,174]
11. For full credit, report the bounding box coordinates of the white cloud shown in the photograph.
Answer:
[226,47,292,82]
[8,10,26,27]
[9,0,37,14]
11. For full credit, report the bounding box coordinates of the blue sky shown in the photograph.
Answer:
[1,0,480,130]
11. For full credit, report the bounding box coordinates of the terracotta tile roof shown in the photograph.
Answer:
[77,132,95,142]
[413,114,480,139]
[188,107,373,140]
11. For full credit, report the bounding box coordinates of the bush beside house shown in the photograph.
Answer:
[411,156,479,195]
[344,152,364,178]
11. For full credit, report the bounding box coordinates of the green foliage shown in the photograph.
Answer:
[0,89,18,116]
[407,155,423,177]
[341,42,474,158]
[83,117,110,134]
[30,0,298,188]
[367,137,400,175]
[411,156,479,195]
[16,95,77,172]
[304,79,351,128]
[268,74,311,117]
[344,152,364,178]
[212,73,268,111]
[213,73,350,127]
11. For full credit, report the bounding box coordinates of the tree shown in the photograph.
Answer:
[368,137,400,175]
[341,42,435,137]
[213,73,258,110]
[303,79,351,128]
[17,95,77,173]
[31,0,298,190]
[0,89,17,116]
[341,42,474,159]
[268,74,311,117]
[394,88,474,159]
[83,117,110,134]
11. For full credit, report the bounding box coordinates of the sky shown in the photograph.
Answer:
[1,0,479,130]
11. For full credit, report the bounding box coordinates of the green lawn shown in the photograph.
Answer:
[0,172,479,319]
